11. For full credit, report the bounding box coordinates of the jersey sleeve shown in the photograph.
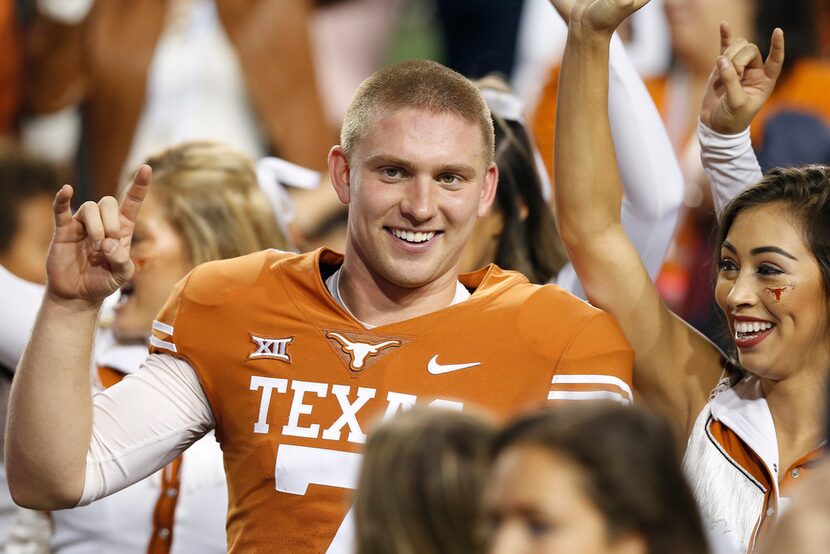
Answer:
[148,271,191,358]
[548,312,634,405]
[80,353,215,505]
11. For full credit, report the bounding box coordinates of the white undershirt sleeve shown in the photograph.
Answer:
[78,353,215,506]
[698,120,764,220]
[557,34,684,297]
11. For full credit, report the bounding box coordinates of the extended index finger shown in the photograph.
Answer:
[119,165,152,223]
[764,27,785,81]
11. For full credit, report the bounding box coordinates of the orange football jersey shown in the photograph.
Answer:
[150,248,633,552]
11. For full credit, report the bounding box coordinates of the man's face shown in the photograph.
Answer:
[331,108,497,292]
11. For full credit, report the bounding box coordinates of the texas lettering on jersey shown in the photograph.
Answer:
[150,248,633,553]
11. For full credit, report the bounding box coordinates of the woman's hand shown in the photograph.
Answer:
[700,23,785,135]
[567,0,650,37]
[46,165,152,306]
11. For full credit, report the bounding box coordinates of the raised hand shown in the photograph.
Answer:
[548,0,577,21]
[700,22,785,135]
[46,165,152,305]
[568,0,650,36]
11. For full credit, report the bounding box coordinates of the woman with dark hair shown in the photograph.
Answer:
[533,0,830,344]
[460,77,569,285]
[554,0,828,551]
[486,403,709,554]
[354,408,495,554]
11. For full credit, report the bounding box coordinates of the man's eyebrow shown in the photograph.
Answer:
[436,164,477,177]
[364,155,413,169]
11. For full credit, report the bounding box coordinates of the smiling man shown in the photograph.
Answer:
[7,60,633,553]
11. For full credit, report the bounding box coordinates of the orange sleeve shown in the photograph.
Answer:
[548,312,634,405]
[148,271,191,358]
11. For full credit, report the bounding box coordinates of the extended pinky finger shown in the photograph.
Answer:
[764,28,785,80]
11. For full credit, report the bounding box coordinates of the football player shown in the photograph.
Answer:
[8,60,633,552]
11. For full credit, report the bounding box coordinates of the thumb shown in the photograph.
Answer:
[101,237,134,279]
[717,56,746,110]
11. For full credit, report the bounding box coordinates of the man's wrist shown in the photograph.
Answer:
[42,290,104,314]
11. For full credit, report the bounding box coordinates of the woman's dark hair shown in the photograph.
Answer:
[491,114,568,284]
[492,404,709,554]
[754,0,818,68]
[355,408,495,554]
[717,165,830,297]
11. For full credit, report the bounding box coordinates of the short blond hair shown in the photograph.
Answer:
[341,60,495,164]
[144,141,290,266]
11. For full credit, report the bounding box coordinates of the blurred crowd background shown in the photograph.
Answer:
[3,0,830,349]
[2,1,830,553]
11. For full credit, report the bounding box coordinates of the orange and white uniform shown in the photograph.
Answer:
[80,248,633,553]
[686,126,819,554]
[684,376,823,553]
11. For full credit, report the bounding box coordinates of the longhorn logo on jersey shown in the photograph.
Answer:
[324,329,407,372]
[249,334,294,362]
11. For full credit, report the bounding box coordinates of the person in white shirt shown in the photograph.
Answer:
[554,1,829,552]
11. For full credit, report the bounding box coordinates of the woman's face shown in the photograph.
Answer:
[715,203,830,380]
[112,190,192,342]
[485,444,643,554]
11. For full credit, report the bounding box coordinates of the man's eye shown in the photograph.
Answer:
[381,167,402,179]
[439,174,460,185]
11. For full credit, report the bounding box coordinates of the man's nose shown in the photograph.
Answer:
[400,177,438,222]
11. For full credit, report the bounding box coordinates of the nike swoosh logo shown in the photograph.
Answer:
[427,355,481,375]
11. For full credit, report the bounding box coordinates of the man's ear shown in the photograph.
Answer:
[328,145,351,204]
[477,162,499,218]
